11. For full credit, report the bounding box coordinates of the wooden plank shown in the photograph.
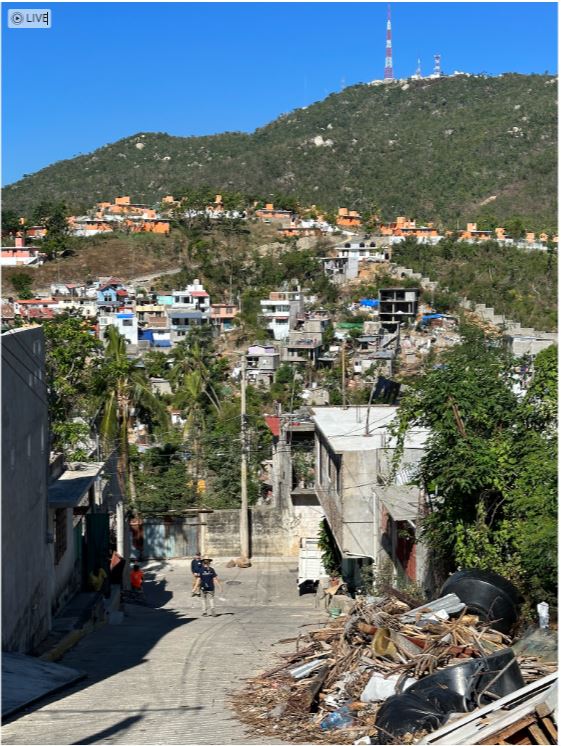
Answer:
[285,665,329,713]
[479,714,536,743]
[537,716,558,743]
[535,702,554,719]
[527,723,549,745]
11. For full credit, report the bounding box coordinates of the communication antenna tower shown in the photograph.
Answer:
[433,53,442,77]
[384,4,394,81]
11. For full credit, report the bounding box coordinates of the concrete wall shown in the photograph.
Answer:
[288,496,324,555]
[49,508,81,615]
[315,431,379,558]
[202,507,296,557]
[2,328,52,652]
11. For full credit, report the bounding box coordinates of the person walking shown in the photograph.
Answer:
[191,552,204,596]
[194,557,222,617]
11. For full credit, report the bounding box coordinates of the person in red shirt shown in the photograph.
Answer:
[130,563,144,593]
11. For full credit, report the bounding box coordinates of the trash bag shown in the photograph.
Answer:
[439,569,521,634]
[371,649,524,743]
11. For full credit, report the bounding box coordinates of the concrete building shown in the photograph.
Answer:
[246,344,280,388]
[254,203,293,223]
[379,287,420,331]
[2,327,52,652]
[264,413,324,555]
[99,311,139,346]
[1,237,46,266]
[321,256,359,284]
[47,461,105,615]
[311,406,428,589]
[260,291,305,341]
[168,280,211,344]
[336,208,363,230]
[211,303,239,333]
[336,240,388,262]
[504,330,558,357]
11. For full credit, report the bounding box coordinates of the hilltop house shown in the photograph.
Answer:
[336,208,362,230]
[254,203,293,223]
[379,217,441,244]
[1,237,46,266]
[336,239,388,262]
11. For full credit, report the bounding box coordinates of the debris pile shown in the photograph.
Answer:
[233,587,557,745]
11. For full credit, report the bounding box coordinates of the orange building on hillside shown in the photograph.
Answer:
[336,208,362,229]
[124,218,170,234]
[255,203,293,221]
[379,216,440,239]
[460,222,493,241]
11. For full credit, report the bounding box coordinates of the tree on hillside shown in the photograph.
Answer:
[10,272,34,299]
[34,202,71,259]
[1,210,21,235]
[503,216,526,240]
[392,330,557,609]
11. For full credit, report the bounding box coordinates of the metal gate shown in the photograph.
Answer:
[134,518,199,560]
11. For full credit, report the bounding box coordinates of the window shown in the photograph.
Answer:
[54,509,67,564]
[122,319,133,327]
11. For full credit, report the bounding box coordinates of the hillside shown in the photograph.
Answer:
[392,237,557,331]
[3,74,557,228]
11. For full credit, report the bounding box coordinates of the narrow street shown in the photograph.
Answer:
[2,558,324,745]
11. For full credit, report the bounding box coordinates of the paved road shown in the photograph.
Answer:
[2,557,324,745]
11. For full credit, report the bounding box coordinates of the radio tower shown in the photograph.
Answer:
[384,4,394,81]
[433,53,442,77]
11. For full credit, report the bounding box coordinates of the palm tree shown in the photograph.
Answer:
[169,337,222,413]
[99,326,168,554]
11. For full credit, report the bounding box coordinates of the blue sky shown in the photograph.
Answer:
[2,2,557,185]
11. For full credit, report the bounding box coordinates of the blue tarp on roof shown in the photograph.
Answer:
[359,299,380,307]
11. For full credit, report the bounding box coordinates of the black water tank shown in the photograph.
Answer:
[440,569,521,635]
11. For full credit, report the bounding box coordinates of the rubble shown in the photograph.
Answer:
[232,591,557,744]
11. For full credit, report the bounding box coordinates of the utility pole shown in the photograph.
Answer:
[240,354,250,558]
[341,340,347,409]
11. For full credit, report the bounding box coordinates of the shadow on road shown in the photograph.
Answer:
[4,575,195,725]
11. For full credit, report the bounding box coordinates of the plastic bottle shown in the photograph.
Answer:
[320,705,353,731]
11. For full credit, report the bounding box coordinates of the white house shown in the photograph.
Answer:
[99,312,138,346]
[260,291,304,341]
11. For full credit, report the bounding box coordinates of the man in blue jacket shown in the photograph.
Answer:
[191,552,204,596]
[194,557,222,616]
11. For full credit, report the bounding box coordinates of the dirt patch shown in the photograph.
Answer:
[2,233,186,294]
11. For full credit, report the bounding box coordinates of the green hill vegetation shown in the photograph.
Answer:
[392,236,557,331]
[3,74,557,229]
